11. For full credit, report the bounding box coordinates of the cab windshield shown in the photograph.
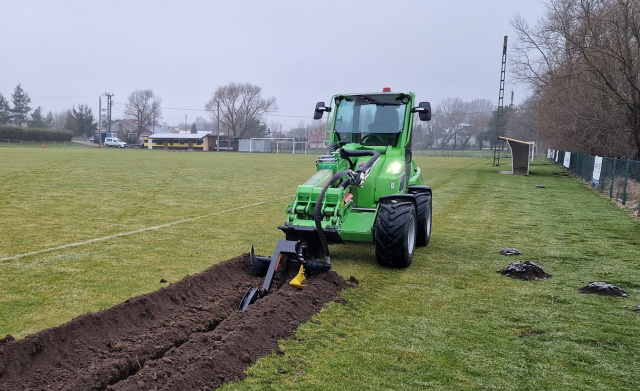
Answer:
[333,93,408,146]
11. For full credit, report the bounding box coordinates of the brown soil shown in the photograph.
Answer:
[497,261,551,280]
[578,282,628,297]
[0,254,352,390]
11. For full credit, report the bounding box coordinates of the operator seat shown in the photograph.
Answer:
[366,106,400,145]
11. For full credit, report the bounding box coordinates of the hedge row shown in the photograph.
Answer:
[0,124,73,142]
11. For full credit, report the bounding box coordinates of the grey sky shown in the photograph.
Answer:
[1,0,545,131]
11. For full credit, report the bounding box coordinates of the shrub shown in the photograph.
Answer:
[0,124,73,142]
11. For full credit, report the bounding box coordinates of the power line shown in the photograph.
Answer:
[111,102,311,119]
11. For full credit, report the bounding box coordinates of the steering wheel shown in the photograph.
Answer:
[360,134,385,145]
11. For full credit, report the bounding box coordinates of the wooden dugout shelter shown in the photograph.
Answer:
[499,136,534,175]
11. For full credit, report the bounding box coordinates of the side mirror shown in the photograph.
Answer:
[314,101,332,120]
[411,102,431,121]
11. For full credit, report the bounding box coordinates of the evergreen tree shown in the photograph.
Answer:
[190,123,197,134]
[45,111,54,128]
[486,106,514,145]
[244,118,270,138]
[28,106,47,128]
[10,84,31,126]
[64,109,77,133]
[71,105,97,136]
[0,93,11,124]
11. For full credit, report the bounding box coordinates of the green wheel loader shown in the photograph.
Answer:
[239,88,432,310]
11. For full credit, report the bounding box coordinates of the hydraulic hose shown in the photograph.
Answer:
[313,149,380,264]
[314,169,351,264]
[340,149,380,183]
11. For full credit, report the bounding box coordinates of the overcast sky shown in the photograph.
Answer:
[1,0,545,131]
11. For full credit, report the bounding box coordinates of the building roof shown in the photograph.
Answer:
[149,131,211,140]
[498,136,534,145]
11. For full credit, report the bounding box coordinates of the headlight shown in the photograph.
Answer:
[386,161,404,175]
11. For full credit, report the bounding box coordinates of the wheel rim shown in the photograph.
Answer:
[407,215,416,253]
[426,201,432,236]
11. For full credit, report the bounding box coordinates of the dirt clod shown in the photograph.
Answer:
[497,261,550,280]
[578,282,628,297]
[0,336,14,346]
[499,248,522,256]
[0,254,351,390]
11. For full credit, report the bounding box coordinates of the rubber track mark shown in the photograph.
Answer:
[0,195,292,263]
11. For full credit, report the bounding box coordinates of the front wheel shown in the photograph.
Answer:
[415,192,432,247]
[374,201,416,268]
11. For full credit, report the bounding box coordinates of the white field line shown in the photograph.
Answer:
[0,195,292,263]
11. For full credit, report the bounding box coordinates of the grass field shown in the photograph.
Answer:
[1,147,640,390]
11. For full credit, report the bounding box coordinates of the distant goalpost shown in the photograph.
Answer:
[249,137,307,154]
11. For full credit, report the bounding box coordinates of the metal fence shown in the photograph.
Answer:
[0,139,81,148]
[551,150,640,213]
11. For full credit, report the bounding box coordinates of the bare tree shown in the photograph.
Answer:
[432,97,466,148]
[52,111,69,130]
[267,119,284,138]
[508,98,538,143]
[205,82,277,138]
[512,0,640,158]
[462,99,494,149]
[194,116,210,132]
[124,90,162,141]
[286,120,310,141]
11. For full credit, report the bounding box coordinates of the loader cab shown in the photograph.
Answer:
[331,93,408,147]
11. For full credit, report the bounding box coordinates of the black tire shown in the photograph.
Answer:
[415,192,432,247]
[374,201,416,268]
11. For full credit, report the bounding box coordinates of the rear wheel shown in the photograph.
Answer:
[374,201,416,268]
[415,192,432,247]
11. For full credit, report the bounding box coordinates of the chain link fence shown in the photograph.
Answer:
[0,139,84,148]
[550,150,640,213]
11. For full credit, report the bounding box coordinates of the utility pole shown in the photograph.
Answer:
[98,95,102,147]
[493,36,508,167]
[216,101,220,152]
[105,92,114,137]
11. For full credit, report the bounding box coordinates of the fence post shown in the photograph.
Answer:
[622,159,630,205]
[598,157,607,192]
[609,158,617,199]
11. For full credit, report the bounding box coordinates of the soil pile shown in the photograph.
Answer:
[497,261,551,280]
[578,282,628,297]
[499,248,522,256]
[0,255,351,390]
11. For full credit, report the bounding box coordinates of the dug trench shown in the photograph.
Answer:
[0,254,353,390]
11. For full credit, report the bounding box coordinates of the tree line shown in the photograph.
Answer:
[0,82,278,142]
[3,81,534,148]
[121,83,277,141]
[0,84,97,137]
[512,0,640,159]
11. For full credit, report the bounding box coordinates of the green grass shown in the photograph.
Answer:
[1,148,640,390]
